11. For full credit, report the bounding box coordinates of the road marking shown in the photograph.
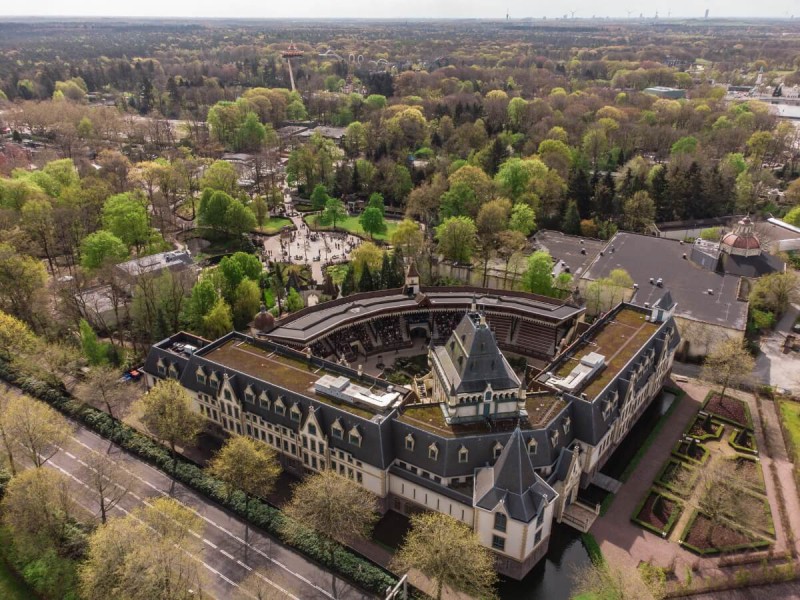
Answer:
[220,549,235,560]
[237,560,252,571]
[203,538,218,549]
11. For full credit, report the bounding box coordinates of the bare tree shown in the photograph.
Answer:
[701,339,756,401]
[4,394,72,469]
[572,558,664,600]
[82,449,134,524]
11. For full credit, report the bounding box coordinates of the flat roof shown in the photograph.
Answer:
[533,230,605,278]
[582,232,747,331]
[116,250,193,276]
[199,339,381,419]
[268,287,583,344]
[550,307,659,401]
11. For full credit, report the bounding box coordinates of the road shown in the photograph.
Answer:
[33,417,374,600]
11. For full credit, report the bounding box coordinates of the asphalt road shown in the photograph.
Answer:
[31,417,374,600]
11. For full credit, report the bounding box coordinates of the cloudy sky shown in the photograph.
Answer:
[0,0,796,19]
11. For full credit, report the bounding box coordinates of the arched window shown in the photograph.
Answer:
[428,443,439,460]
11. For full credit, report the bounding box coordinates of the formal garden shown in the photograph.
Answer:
[631,391,775,556]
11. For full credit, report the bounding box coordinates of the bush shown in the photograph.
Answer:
[0,360,398,595]
[750,309,776,331]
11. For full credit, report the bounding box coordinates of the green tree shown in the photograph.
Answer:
[224,199,257,236]
[2,393,72,470]
[509,202,536,236]
[135,379,204,480]
[187,278,219,331]
[102,193,151,252]
[282,471,378,597]
[391,219,424,257]
[319,198,348,229]
[367,192,385,215]
[623,190,656,233]
[235,112,267,152]
[671,136,699,156]
[203,298,234,339]
[208,436,280,558]
[359,207,387,239]
[80,230,129,270]
[784,205,800,227]
[561,200,581,234]
[392,512,497,600]
[285,288,304,312]
[0,244,48,329]
[310,184,330,211]
[522,250,556,296]
[200,160,239,195]
[233,279,262,329]
[79,319,109,365]
[749,271,800,317]
[435,216,477,263]
[440,181,480,219]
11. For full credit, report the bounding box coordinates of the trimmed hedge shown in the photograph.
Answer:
[671,439,710,465]
[728,428,759,456]
[580,532,603,565]
[655,458,696,497]
[684,413,725,442]
[631,489,683,537]
[702,391,754,430]
[0,361,398,596]
[678,510,772,556]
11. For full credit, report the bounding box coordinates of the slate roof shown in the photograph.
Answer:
[582,232,748,331]
[433,313,520,395]
[718,252,785,278]
[474,428,557,523]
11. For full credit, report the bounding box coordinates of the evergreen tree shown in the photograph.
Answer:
[341,264,356,296]
[649,166,670,223]
[358,267,375,292]
[561,200,581,235]
[568,167,593,219]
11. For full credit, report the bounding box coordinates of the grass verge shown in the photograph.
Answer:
[305,214,399,241]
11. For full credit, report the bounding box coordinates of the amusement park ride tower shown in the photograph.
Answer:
[281,42,304,92]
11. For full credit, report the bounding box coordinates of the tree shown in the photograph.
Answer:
[509,203,536,236]
[496,230,527,289]
[310,183,330,211]
[203,298,234,339]
[224,200,257,237]
[749,271,800,317]
[135,379,204,481]
[561,200,581,234]
[435,216,477,263]
[319,198,347,229]
[392,512,497,600]
[102,193,151,252]
[391,219,424,257]
[79,497,206,600]
[522,250,556,297]
[284,288,304,312]
[623,190,655,232]
[0,243,48,328]
[77,365,129,420]
[367,192,385,215]
[440,181,480,220]
[233,279,262,329]
[80,231,129,270]
[702,339,756,402]
[2,467,76,554]
[79,319,109,365]
[282,471,378,597]
[784,205,800,227]
[187,278,219,332]
[83,450,134,524]
[3,394,72,470]
[359,206,387,239]
[200,160,239,195]
[208,436,280,558]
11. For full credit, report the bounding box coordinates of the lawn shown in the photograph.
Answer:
[305,215,399,242]
[779,401,800,482]
[256,217,293,235]
[0,560,33,600]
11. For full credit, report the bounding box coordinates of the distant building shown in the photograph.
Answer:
[115,250,197,293]
[643,86,686,99]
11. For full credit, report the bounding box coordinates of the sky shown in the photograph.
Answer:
[0,0,796,19]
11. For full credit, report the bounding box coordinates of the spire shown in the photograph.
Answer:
[493,427,537,495]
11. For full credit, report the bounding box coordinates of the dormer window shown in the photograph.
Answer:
[157,359,166,376]
[563,417,571,435]
[348,427,362,447]
[458,446,469,463]
[168,363,178,379]
[331,420,344,439]
[196,368,206,385]
[290,405,302,422]
[210,372,219,385]
[274,398,285,416]
[308,423,317,436]
[405,434,415,451]
[259,391,270,408]
[428,443,438,460]
[550,429,559,447]
[528,438,538,455]
[244,386,255,403]
[493,442,503,459]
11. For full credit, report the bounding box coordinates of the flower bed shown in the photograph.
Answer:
[680,511,770,555]
[728,428,758,456]
[672,438,710,465]
[655,458,696,497]
[632,490,683,536]
[731,456,766,494]
[685,413,725,441]
[703,393,753,429]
